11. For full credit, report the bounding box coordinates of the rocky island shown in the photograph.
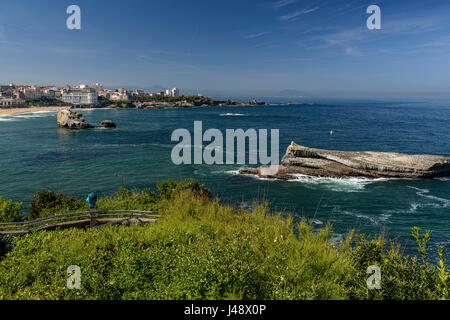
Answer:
[57,109,116,130]
[240,142,450,179]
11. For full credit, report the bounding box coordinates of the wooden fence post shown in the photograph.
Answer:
[89,208,97,228]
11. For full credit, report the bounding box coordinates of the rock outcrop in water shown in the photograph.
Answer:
[99,120,117,128]
[57,109,116,130]
[239,142,450,179]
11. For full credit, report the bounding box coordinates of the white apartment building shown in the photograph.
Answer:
[23,88,43,100]
[60,88,98,105]
[171,88,180,97]
[165,88,180,97]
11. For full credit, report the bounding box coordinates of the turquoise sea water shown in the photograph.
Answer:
[1,100,449,259]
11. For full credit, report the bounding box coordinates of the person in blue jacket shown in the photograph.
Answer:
[86,192,98,209]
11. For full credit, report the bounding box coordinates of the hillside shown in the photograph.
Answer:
[0,179,448,300]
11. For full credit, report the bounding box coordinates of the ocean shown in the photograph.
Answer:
[1,100,449,260]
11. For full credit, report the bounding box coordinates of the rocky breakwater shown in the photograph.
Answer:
[57,109,117,130]
[239,142,450,179]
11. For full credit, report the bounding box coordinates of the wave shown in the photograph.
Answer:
[313,219,323,225]
[339,210,391,225]
[227,170,276,181]
[219,113,246,116]
[408,186,450,208]
[287,174,390,192]
[228,171,395,192]
[11,111,59,119]
[0,117,15,122]
[25,110,59,114]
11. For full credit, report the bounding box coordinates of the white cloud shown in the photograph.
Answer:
[344,47,361,56]
[279,7,319,21]
[268,0,297,9]
[245,31,270,39]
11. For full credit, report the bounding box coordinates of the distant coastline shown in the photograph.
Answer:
[0,99,270,117]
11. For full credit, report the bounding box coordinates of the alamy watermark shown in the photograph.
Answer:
[171,121,280,170]
[67,265,81,290]
[66,5,81,30]
[367,265,381,290]
[64,4,380,31]
[367,5,381,30]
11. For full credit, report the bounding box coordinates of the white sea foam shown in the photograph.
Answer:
[339,210,379,224]
[338,210,392,225]
[287,174,391,192]
[12,110,58,119]
[27,110,58,114]
[408,186,450,208]
[219,113,246,116]
[228,170,275,181]
[409,202,420,213]
[0,117,15,122]
[229,170,395,192]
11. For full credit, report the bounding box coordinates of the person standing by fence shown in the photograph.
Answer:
[86,193,98,227]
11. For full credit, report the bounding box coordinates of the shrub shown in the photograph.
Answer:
[0,236,13,260]
[157,178,211,200]
[28,189,87,220]
[437,246,450,299]
[95,187,157,211]
[0,196,23,223]
[347,229,442,300]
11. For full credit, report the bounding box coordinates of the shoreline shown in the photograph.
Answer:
[0,106,67,116]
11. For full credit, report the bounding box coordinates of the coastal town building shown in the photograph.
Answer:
[97,90,111,99]
[13,91,25,100]
[164,88,180,97]
[23,87,44,100]
[0,97,26,107]
[60,87,98,105]
[109,88,135,101]
[110,92,131,101]
[1,82,182,106]
[92,83,104,92]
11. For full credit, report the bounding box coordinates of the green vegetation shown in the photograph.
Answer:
[29,190,87,220]
[0,196,23,223]
[0,179,449,300]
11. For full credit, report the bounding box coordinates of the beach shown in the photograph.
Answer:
[0,106,67,116]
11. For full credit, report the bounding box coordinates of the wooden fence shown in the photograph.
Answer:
[0,210,161,236]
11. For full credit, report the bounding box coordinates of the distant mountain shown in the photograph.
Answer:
[274,89,305,97]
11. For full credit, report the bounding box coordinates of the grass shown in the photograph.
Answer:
[0,179,449,300]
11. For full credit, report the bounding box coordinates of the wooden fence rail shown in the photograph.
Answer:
[0,210,161,236]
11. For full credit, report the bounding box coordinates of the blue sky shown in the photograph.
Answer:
[1,0,450,98]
